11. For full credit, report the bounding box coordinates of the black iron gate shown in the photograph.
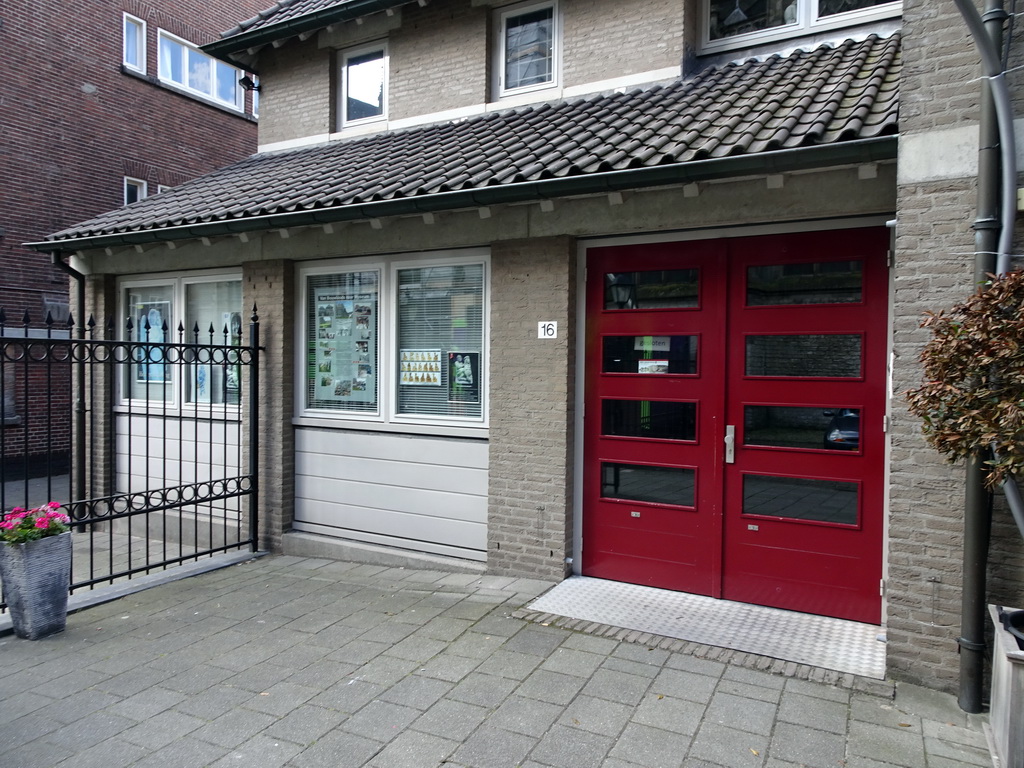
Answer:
[1,308,260,607]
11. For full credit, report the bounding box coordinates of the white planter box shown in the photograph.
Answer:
[989,604,1024,768]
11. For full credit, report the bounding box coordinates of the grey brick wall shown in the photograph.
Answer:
[891,0,1024,691]
[243,260,296,552]
[562,0,682,84]
[257,43,334,146]
[488,236,576,579]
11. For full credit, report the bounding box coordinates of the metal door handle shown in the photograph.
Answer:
[724,425,735,464]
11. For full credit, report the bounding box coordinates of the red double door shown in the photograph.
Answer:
[582,229,888,624]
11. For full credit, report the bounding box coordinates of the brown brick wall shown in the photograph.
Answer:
[0,0,261,461]
[488,236,576,579]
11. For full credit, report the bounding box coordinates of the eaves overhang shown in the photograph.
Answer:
[26,137,898,255]
[203,0,412,66]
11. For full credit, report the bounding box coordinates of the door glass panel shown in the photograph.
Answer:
[603,400,697,441]
[745,334,861,377]
[742,475,858,525]
[603,335,697,374]
[601,463,695,507]
[745,406,860,451]
[747,261,862,306]
[605,269,699,309]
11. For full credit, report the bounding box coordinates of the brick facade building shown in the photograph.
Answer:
[30,0,1024,695]
[0,0,263,470]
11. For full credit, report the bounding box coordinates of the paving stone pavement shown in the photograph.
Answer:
[0,555,992,768]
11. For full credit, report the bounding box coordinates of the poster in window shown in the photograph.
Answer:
[221,311,243,404]
[448,351,480,403]
[312,290,376,404]
[133,301,172,383]
[400,349,442,386]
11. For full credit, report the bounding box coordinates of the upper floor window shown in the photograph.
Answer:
[123,14,146,73]
[497,1,558,96]
[158,30,243,110]
[340,44,387,126]
[125,177,147,205]
[704,0,900,52]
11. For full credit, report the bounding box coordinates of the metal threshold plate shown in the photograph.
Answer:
[528,576,885,680]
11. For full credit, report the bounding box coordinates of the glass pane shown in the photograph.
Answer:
[187,48,211,94]
[124,20,142,68]
[125,285,174,402]
[743,474,858,525]
[819,0,897,17]
[601,463,695,507]
[745,334,861,378]
[605,269,698,309]
[602,335,697,374]
[216,60,239,105]
[745,406,860,450]
[159,37,183,84]
[747,261,862,306]
[346,49,385,121]
[708,0,793,41]
[185,281,242,405]
[505,7,554,89]
[397,263,484,420]
[307,271,380,413]
[602,400,697,441]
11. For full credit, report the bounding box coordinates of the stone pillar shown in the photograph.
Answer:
[487,236,576,580]
[243,260,295,552]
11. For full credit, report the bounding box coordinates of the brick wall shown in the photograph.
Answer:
[256,43,334,146]
[0,0,262,462]
[891,0,1024,691]
[488,236,576,579]
[562,0,682,84]
[243,260,296,552]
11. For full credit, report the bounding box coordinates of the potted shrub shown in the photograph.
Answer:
[0,502,72,639]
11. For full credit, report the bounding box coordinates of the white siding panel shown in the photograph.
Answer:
[294,427,488,558]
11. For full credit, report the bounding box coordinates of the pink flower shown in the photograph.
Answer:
[0,521,14,530]
[34,517,51,528]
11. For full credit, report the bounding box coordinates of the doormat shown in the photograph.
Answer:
[525,576,886,680]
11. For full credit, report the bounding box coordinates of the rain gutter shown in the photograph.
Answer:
[26,136,897,254]
[203,0,412,65]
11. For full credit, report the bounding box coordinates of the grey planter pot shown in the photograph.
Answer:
[989,604,1024,768]
[0,532,72,640]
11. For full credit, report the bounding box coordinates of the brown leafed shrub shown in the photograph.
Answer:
[905,271,1024,488]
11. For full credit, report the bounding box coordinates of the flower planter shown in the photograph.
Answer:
[0,531,72,639]
[989,604,1024,768]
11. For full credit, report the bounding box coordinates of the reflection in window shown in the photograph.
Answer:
[158,31,242,109]
[123,14,145,72]
[396,264,484,420]
[708,0,899,42]
[343,46,386,123]
[605,269,698,309]
[185,281,243,405]
[306,271,380,413]
[602,335,697,374]
[747,261,862,306]
[601,463,695,507]
[744,406,859,450]
[503,3,555,91]
[602,400,697,441]
[742,474,858,525]
[745,334,861,378]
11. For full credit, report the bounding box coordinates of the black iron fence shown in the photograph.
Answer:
[1,309,260,607]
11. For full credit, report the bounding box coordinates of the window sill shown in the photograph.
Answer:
[121,66,258,122]
[293,415,488,440]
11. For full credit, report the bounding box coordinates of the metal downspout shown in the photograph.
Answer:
[50,250,87,516]
[952,0,1014,713]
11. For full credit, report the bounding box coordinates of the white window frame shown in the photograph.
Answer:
[496,0,559,98]
[116,271,244,412]
[157,29,244,111]
[123,13,146,73]
[297,250,490,434]
[339,42,389,127]
[124,177,148,205]
[701,0,901,54]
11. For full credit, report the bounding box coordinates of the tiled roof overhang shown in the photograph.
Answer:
[205,0,413,67]
[31,33,900,254]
